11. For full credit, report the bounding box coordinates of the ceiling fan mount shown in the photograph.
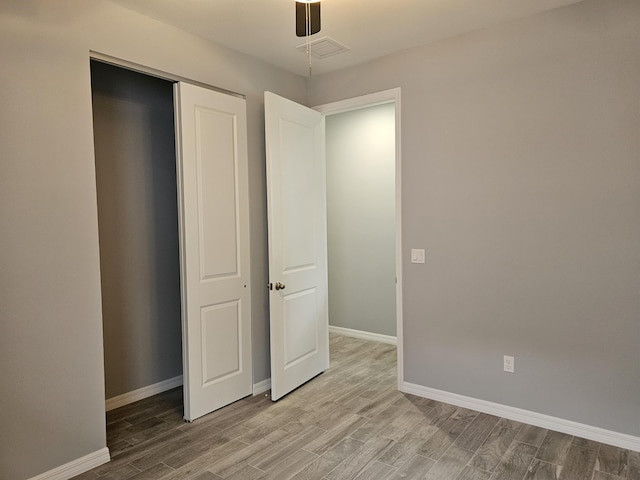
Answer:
[295,0,321,37]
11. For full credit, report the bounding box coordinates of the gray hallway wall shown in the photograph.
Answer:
[91,61,182,400]
[326,103,396,337]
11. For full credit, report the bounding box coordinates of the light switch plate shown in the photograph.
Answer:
[411,249,425,264]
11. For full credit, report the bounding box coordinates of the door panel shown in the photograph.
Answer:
[175,82,252,421]
[283,288,319,367]
[195,107,239,279]
[265,92,329,401]
[201,301,240,384]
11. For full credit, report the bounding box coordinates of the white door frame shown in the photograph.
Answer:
[314,88,404,389]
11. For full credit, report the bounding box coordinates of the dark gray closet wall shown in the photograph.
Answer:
[91,62,182,399]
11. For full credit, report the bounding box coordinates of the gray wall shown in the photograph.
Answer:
[91,61,182,399]
[1,0,639,478]
[309,0,640,437]
[0,1,305,478]
[326,104,396,337]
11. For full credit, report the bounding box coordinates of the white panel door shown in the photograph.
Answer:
[174,82,252,421]
[264,92,329,401]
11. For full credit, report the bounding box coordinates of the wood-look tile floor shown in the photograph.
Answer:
[75,334,640,480]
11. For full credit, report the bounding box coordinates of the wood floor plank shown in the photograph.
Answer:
[96,463,141,480]
[159,439,248,480]
[313,403,360,430]
[355,388,405,418]
[207,438,275,478]
[353,460,397,480]
[557,445,598,480]
[450,407,480,423]
[106,439,134,458]
[390,453,435,480]
[592,472,626,480]
[515,425,548,447]
[191,472,222,480]
[377,422,439,467]
[291,437,364,480]
[223,464,264,480]
[261,448,318,480]
[97,429,188,474]
[571,436,600,451]
[130,430,222,471]
[304,414,369,455]
[416,416,469,460]
[423,445,474,480]
[535,431,573,465]
[379,408,426,442]
[523,459,561,480]
[424,401,458,426]
[127,463,174,480]
[236,407,306,444]
[456,465,492,480]
[324,436,394,480]
[69,470,99,480]
[596,444,629,477]
[455,413,500,452]
[350,403,409,442]
[468,423,519,472]
[495,418,524,431]
[247,425,324,471]
[491,441,538,480]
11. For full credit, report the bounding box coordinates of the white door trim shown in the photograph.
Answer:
[314,88,404,389]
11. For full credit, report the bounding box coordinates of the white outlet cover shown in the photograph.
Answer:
[411,249,425,264]
[504,355,515,373]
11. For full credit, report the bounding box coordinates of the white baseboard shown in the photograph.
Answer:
[253,378,272,396]
[402,381,640,452]
[28,447,110,480]
[105,375,183,411]
[329,325,397,345]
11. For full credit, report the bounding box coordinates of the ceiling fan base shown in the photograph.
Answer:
[295,1,321,37]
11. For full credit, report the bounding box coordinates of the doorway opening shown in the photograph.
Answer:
[317,89,402,386]
[264,90,402,399]
[325,103,397,342]
[90,60,184,414]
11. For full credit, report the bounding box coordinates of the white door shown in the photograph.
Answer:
[264,92,329,401]
[174,82,252,421]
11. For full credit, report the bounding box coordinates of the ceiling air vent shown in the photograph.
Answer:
[296,37,350,59]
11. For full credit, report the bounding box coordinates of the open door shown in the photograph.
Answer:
[264,92,329,401]
[174,82,252,421]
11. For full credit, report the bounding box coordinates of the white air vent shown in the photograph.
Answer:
[296,37,350,59]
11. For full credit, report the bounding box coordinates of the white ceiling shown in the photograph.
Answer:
[110,0,585,77]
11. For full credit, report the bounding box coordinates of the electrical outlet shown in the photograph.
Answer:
[503,355,514,373]
[411,249,425,264]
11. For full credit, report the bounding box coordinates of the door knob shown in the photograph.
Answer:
[275,282,286,291]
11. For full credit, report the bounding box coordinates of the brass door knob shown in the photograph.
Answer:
[275,282,286,291]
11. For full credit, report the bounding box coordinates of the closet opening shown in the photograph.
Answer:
[90,60,184,416]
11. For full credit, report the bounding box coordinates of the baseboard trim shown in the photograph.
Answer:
[28,447,110,480]
[329,325,397,345]
[105,375,183,411]
[402,381,640,452]
[253,378,271,396]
